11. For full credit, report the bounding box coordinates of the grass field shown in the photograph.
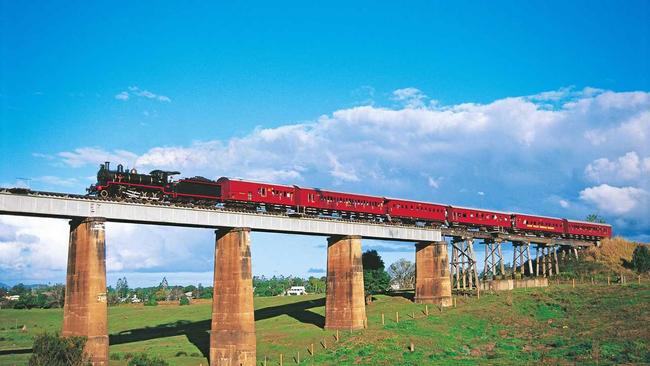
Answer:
[1,282,649,365]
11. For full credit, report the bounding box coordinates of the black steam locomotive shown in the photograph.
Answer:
[87,162,221,203]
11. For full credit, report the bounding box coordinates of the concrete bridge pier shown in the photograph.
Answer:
[62,217,108,366]
[210,228,256,366]
[325,235,366,330]
[415,241,452,306]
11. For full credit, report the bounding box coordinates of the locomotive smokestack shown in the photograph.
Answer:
[105,161,110,171]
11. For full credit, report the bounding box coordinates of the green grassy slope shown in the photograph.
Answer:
[1,282,649,365]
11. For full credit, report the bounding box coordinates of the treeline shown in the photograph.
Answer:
[2,250,423,309]
[253,275,326,296]
[0,283,64,309]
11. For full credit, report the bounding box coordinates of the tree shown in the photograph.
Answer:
[632,245,650,273]
[10,283,28,296]
[179,295,190,306]
[362,250,391,303]
[115,277,129,299]
[388,259,415,289]
[362,250,385,271]
[364,270,391,301]
[159,277,169,290]
[306,276,326,294]
[144,294,158,306]
[169,286,184,301]
[182,285,196,294]
[157,277,170,300]
[200,286,213,299]
[586,214,606,224]
[51,284,65,308]
[28,332,90,366]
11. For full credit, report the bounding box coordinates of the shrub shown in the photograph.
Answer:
[127,353,169,366]
[110,353,122,360]
[28,332,90,366]
[179,295,190,306]
[632,245,650,273]
[175,351,188,357]
[144,295,158,307]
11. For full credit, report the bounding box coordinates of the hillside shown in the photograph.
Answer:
[558,237,645,278]
[582,237,642,273]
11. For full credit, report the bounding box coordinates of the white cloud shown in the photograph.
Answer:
[391,87,427,108]
[585,152,649,184]
[579,184,649,215]
[33,176,80,187]
[115,91,129,101]
[0,217,69,282]
[559,199,570,208]
[114,86,171,103]
[427,176,442,189]
[56,147,138,168]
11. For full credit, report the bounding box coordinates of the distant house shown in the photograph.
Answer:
[5,295,19,301]
[130,294,141,303]
[184,291,193,299]
[286,286,306,296]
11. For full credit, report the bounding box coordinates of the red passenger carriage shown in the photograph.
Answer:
[216,178,297,208]
[295,187,384,216]
[513,214,565,235]
[565,220,612,238]
[385,198,447,224]
[447,206,511,229]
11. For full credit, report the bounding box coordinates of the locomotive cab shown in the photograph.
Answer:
[150,169,181,184]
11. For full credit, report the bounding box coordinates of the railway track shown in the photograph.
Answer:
[0,188,599,246]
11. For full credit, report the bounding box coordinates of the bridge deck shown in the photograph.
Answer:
[0,190,441,242]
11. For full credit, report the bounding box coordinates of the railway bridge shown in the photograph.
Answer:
[0,190,597,366]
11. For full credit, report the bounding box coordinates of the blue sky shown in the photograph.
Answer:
[1,1,649,286]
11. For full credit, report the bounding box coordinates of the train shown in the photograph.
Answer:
[87,162,612,240]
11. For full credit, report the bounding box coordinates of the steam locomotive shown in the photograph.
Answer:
[87,162,612,240]
[87,161,220,203]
